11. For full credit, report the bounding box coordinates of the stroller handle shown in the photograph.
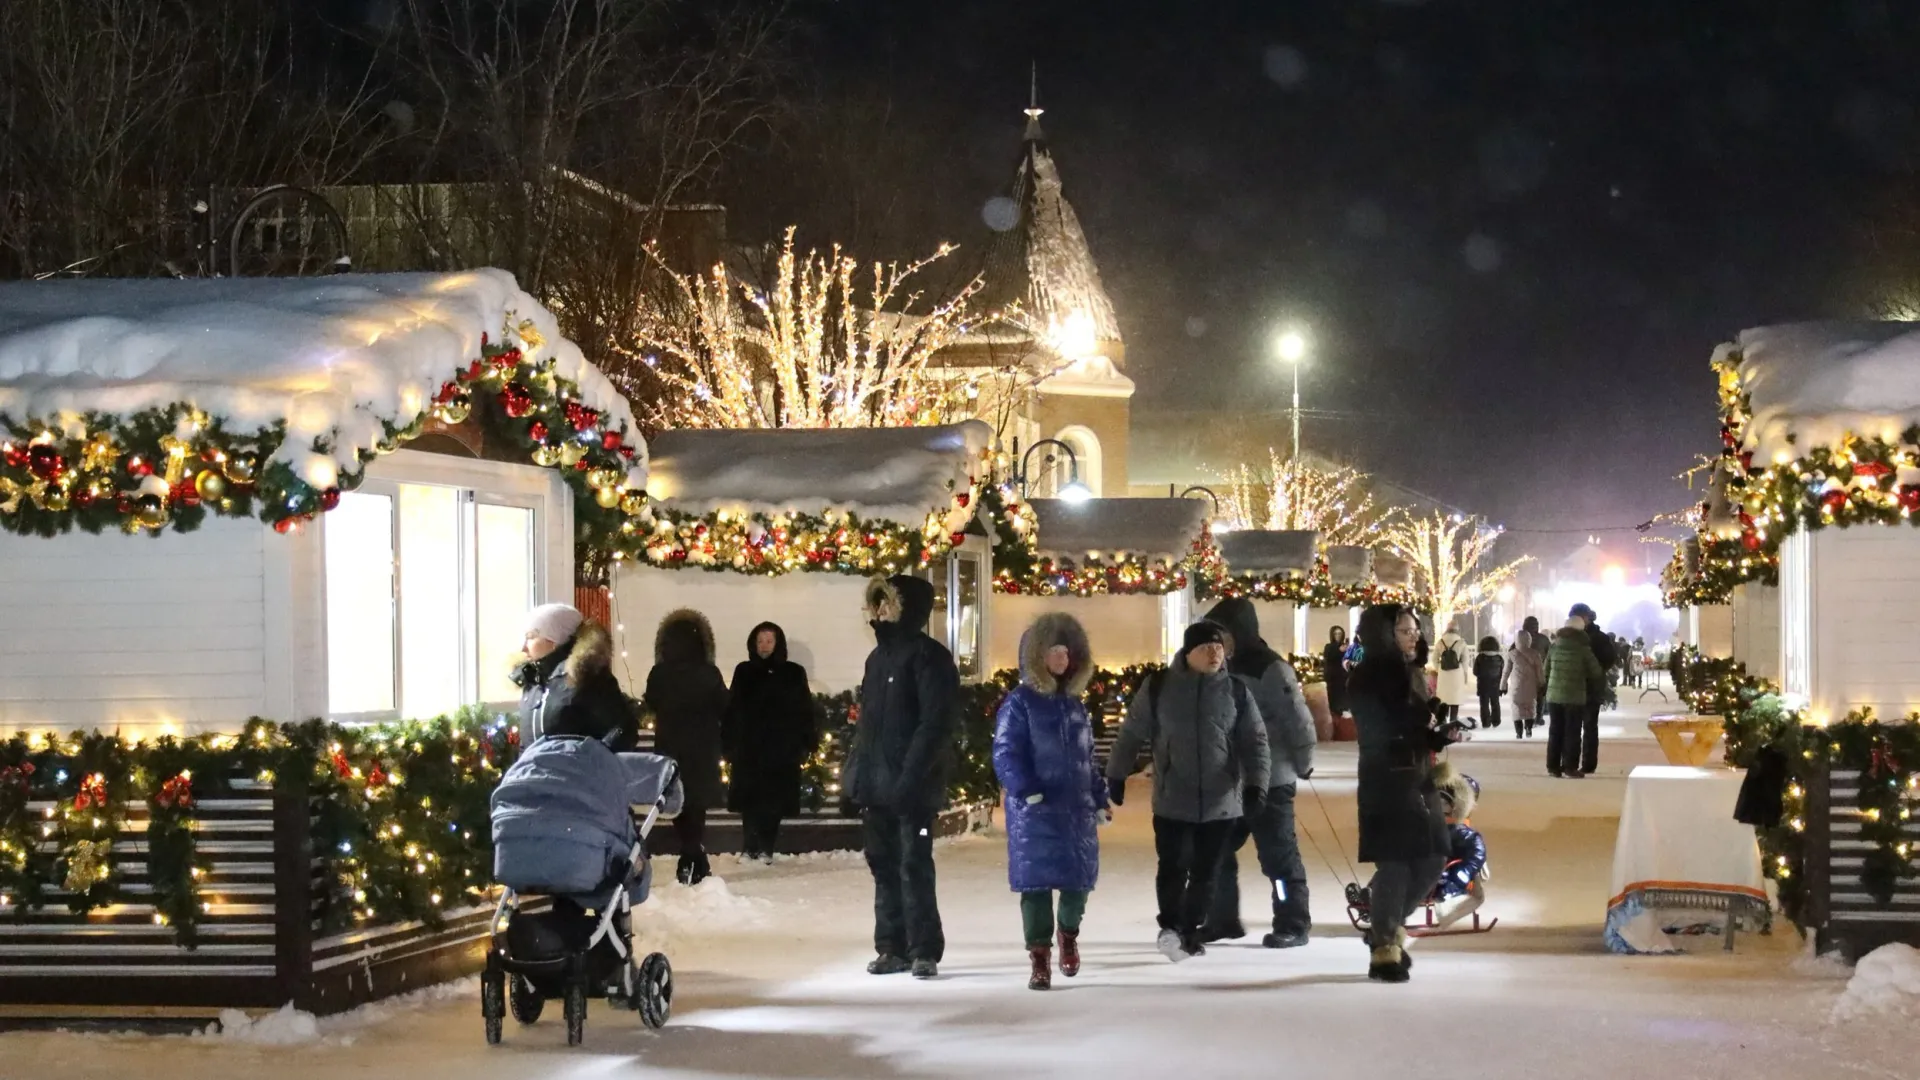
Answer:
[636,760,680,841]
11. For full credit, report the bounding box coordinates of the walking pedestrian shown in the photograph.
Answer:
[1322,624,1352,721]
[723,622,820,861]
[1472,636,1504,730]
[849,575,960,979]
[992,613,1107,991]
[644,609,728,885]
[1200,598,1317,949]
[1505,628,1545,739]
[1105,621,1270,962]
[1570,604,1618,775]
[1543,617,1603,778]
[1432,624,1471,727]
[1347,603,1463,983]
[513,603,639,748]
[1522,616,1549,721]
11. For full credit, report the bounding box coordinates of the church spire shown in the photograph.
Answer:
[1023,62,1045,143]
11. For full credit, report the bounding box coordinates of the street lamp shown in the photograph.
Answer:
[1014,438,1091,503]
[1178,485,1220,518]
[1275,327,1308,461]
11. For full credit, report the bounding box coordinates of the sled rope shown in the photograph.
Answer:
[1304,776,1360,887]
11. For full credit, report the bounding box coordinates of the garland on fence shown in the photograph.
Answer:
[1199,559,1421,610]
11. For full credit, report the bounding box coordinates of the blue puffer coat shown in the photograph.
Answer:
[993,613,1106,894]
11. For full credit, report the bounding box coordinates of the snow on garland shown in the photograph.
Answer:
[0,273,644,556]
[1200,558,1423,609]
[629,491,980,578]
[1671,329,1920,604]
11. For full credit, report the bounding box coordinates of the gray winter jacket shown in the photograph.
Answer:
[1105,653,1271,824]
[1241,660,1316,787]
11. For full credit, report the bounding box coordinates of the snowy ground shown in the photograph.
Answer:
[9,699,1919,1079]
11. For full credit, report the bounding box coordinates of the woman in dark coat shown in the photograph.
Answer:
[992,612,1106,991]
[1348,603,1462,983]
[1321,624,1352,717]
[724,622,819,861]
[644,609,728,885]
[513,603,638,749]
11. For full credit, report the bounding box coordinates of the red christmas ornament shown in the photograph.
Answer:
[506,728,520,749]
[366,761,387,788]
[500,383,534,419]
[574,459,590,471]
[435,381,459,404]
[1822,489,1848,513]
[528,421,548,443]
[955,492,970,509]
[1,443,27,469]
[115,495,133,515]
[320,487,342,512]
[602,431,623,451]
[492,347,523,372]
[618,445,636,460]
[950,532,966,547]
[172,480,200,508]
[1740,450,1756,473]
[127,456,154,478]
[331,751,352,779]
[1902,485,1920,512]
[1855,460,1894,480]
[1741,531,1762,551]
[467,359,483,380]
[273,517,297,535]
[1720,425,1736,449]
[72,489,95,510]
[27,444,65,481]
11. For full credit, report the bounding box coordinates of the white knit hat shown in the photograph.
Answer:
[527,603,584,645]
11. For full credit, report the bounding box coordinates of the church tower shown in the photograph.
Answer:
[948,80,1135,497]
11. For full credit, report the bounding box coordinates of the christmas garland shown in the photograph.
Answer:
[994,525,1227,597]
[1200,557,1423,609]
[0,320,645,582]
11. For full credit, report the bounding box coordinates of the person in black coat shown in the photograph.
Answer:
[1322,624,1351,718]
[848,574,960,980]
[724,622,820,861]
[513,603,638,749]
[644,609,728,885]
[1348,602,1464,983]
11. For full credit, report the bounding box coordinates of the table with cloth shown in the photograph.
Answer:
[1605,765,1772,955]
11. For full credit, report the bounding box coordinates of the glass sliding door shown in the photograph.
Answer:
[398,483,466,720]
[476,502,537,704]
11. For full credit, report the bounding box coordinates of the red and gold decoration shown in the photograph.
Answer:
[1201,558,1423,608]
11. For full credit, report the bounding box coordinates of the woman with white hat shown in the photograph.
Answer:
[511,603,638,749]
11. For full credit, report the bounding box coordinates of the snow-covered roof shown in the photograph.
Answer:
[645,421,991,524]
[0,270,641,486]
[1373,553,1414,588]
[1218,530,1318,575]
[1727,321,1920,461]
[1327,545,1373,586]
[1028,497,1208,561]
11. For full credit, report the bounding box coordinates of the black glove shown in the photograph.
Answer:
[1300,767,1314,781]
[1243,786,1268,815]
[1108,776,1127,806]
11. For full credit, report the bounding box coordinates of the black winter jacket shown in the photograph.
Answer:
[643,610,728,809]
[724,622,820,817]
[1348,652,1452,864]
[512,621,638,749]
[1472,652,1505,698]
[847,575,960,816]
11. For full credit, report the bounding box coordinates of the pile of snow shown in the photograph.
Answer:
[1027,497,1207,561]
[1830,943,1920,1022]
[1728,321,1920,462]
[1789,942,1852,980]
[0,270,644,489]
[1217,529,1317,575]
[641,875,770,935]
[644,420,989,525]
[205,976,477,1047]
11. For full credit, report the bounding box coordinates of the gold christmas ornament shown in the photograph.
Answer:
[620,492,646,516]
[436,398,472,425]
[223,454,258,484]
[557,442,586,467]
[64,839,111,894]
[81,437,120,473]
[86,477,116,502]
[194,470,228,502]
[588,468,620,490]
[532,446,561,467]
[38,488,69,513]
[594,485,622,509]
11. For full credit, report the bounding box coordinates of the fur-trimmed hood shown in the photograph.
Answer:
[744,621,788,665]
[1434,760,1478,823]
[1018,612,1093,697]
[864,574,935,634]
[509,619,612,687]
[655,608,716,666]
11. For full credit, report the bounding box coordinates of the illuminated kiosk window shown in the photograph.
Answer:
[1779,528,1811,707]
[1161,586,1192,662]
[326,483,540,720]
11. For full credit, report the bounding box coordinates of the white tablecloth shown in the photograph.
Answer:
[1605,766,1770,954]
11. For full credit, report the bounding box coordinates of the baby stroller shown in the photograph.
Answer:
[484,734,684,1046]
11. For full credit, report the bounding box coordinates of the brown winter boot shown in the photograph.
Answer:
[1057,929,1081,978]
[1368,944,1408,983]
[1028,946,1052,990]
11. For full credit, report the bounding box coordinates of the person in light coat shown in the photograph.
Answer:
[992,613,1107,991]
[1504,628,1546,739]
[1430,626,1473,727]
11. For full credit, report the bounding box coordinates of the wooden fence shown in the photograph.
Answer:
[1808,762,1920,960]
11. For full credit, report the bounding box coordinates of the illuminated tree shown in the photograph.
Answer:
[1384,511,1529,634]
[622,227,995,429]
[1219,450,1392,548]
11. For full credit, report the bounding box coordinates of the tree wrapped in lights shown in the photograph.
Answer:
[1219,450,1391,548]
[1384,511,1528,633]
[624,228,993,429]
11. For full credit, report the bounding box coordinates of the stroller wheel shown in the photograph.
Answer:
[509,975,544,1025]
[564,978,588,1047]
[637,953,673,1030]
[481,969,506,1046]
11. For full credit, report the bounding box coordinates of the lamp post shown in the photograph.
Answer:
[1178,484,1220,517]
[1276,327,1308,461]
[1014,438,1091,502]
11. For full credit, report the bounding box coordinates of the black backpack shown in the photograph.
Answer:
[1439,641,1463,672]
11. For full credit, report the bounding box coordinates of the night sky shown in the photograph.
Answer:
[778,0,1920,552]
